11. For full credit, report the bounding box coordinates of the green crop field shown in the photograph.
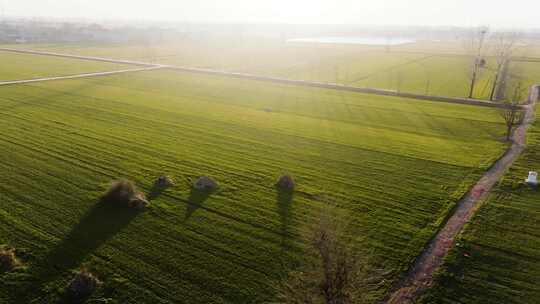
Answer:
[0,40,506,99]
[0,68,509,303]
[512,61,540,94]
[353,55,495,98]
[0,51,132,81]
[5,39,538,100]
[422,109,540,304]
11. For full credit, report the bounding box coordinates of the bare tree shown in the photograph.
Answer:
[500,81,525,141]
[489,32,520,101]
[463,27,489,98]
[277,209,380,304]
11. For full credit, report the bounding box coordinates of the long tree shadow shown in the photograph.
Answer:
[13,200,139,303]
[184,188,212,222]
[276,187,294,252]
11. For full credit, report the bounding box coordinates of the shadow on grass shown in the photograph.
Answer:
[147,184,165,201]
[184,188,212,222]
[12,200,139,303]
[276,187,294,252]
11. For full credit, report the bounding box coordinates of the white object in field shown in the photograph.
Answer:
[526,171,538,185]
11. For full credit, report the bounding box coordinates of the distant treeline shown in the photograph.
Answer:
[0,20,185,44]
[1,19,540,45]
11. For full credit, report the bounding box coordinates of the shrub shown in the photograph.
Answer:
[127,192,149,210]
[101,179,149,209]
[155,175,174,188]
[0,248,20,273]
[193,176,218,191]
[101,180,136,204]
[67,268,101,300]
[276,174,295,191]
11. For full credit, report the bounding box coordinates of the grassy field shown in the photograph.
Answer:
[0,51,131,81]
[511,60,540,96]
[0,68,508,303]
[0,40,503,98]
[421,108,540,304]
[6,38,539,100]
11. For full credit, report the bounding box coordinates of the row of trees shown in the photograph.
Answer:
[464,28,528,141]
[464,27,522,102]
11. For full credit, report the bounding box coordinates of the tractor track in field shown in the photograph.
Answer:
[0,47,159,67]
[0,47,516,109]
[384,85,538,304]
[0,66,164,87]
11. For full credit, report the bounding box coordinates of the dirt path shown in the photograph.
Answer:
[0,66,163,87]
[385,85,538,304]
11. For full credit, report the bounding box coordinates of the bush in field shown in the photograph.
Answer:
[276,174,295,191]
[155,175,174,188]
[67,268,101,300]
[193,176,218,191]
[0,248,20,273]
[127,192,149,210]
[101,179,149,209]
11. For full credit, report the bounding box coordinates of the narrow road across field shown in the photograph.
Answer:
[0,47,160,67]
[385,85,538,304]
[0,66,164,87]
[0,47,515,109]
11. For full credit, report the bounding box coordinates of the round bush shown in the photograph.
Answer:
[193,176,218,191]
[0,249,20,272]
[67,269,101,300]
[276,175,295,191]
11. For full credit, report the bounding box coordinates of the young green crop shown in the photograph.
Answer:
[421,115,540,304]
[7,40,536,100]
[0,70,506,303]
[0,52,132,81]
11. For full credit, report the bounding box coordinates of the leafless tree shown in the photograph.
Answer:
[276,209,381,304]
[489,32,520,101]
[500,81,525,141]
[462,27,489,98]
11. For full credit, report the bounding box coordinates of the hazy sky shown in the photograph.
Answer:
[2,0,540,28]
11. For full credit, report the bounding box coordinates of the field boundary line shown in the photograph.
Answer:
[164,66,516,109]
[0,66,163,87]
[0,47,159,67]
[0,47,516,109]
[382,85,538,304]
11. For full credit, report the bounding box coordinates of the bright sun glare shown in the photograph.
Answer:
[3,0,540,27]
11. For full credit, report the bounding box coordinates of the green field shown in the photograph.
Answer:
[0,51,131,81]
[0,68,509,303]
[0,40,510,99]
[421,110,540,304]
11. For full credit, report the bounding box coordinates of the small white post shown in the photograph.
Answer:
[526,171,538,185]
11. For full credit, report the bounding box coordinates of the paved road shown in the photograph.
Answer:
[0,47,514,109]
[385,85,538,304]
[0,66,163,87]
